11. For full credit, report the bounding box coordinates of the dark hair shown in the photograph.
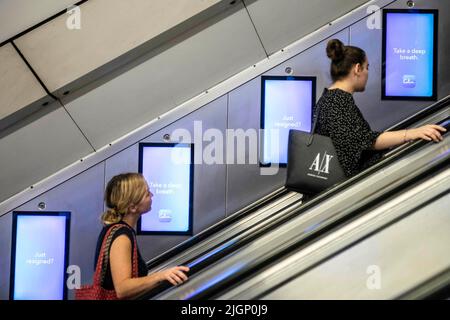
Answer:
[326,39,366,82]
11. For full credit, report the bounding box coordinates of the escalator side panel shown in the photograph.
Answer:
[262,192,450,300]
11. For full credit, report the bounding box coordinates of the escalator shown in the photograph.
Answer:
[154,124,449,300]
[218,167,450,299]
[140,95,450,299]
[146,189,304,272]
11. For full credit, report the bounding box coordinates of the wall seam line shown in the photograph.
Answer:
[242,0,269,58]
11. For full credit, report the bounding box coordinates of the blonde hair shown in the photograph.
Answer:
[101,173,148,225]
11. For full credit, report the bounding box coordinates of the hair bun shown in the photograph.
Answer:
[326,39,345,62]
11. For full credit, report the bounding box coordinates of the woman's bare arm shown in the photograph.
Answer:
[109,235,189,299]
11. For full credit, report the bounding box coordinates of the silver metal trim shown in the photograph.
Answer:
[219,169,450,299]
[397,266,450,300]
[145,186,287,267]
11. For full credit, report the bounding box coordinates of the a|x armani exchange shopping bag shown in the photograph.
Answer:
[286,104,346,195]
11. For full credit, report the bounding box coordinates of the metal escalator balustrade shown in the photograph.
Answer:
[139,194,304,299]
[143,96,450,278]
[144,96,450,277]
[153,124,450,300]
[261,180,450,299]
[218,167,450,299]
[140,96,449,299]
[147,191,303,274]
[145,186,288,270]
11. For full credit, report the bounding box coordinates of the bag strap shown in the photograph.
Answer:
[92,224,121,286]
[308,98,322,146]
[93,224,139,286]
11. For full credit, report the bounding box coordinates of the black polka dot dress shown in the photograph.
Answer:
[314,88,383,177]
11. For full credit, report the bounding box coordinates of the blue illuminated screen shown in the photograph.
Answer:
[261,76,315,165]
[139,143,193,234]
[11,213,69,300]
[384,11,436,98]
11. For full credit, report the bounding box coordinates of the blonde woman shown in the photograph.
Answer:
[94,173,189,299]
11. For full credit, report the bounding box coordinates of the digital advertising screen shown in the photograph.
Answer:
[260,76,316,166]
[138,143,194,235]
[10,212,70,300]
[382,9,438,100]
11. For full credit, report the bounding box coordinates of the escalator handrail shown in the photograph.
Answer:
[154,130,450,300]
[145,96,450,271]
[145,97,450,271]
[141,99,450,299]
[145,186,287,269]
[149,130,449,300]
[387,94,450,131]
[218,169,450,300]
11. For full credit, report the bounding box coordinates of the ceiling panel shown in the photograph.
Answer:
[0,43,51,130]
[0,0,79,43]
[64,2,266,150]
[244,0,369,55]
[14,0,224,93]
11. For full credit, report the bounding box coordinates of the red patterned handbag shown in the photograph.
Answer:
[75,224,138,300]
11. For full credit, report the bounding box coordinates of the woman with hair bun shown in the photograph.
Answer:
[314,39,446,177]
[93,173,189,299]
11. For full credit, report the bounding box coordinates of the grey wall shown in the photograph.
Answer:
[0,102,94,201]
[244,0,367,55]
[0,163,105,300]
[104,96,229,259]
[0,0,449,300]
